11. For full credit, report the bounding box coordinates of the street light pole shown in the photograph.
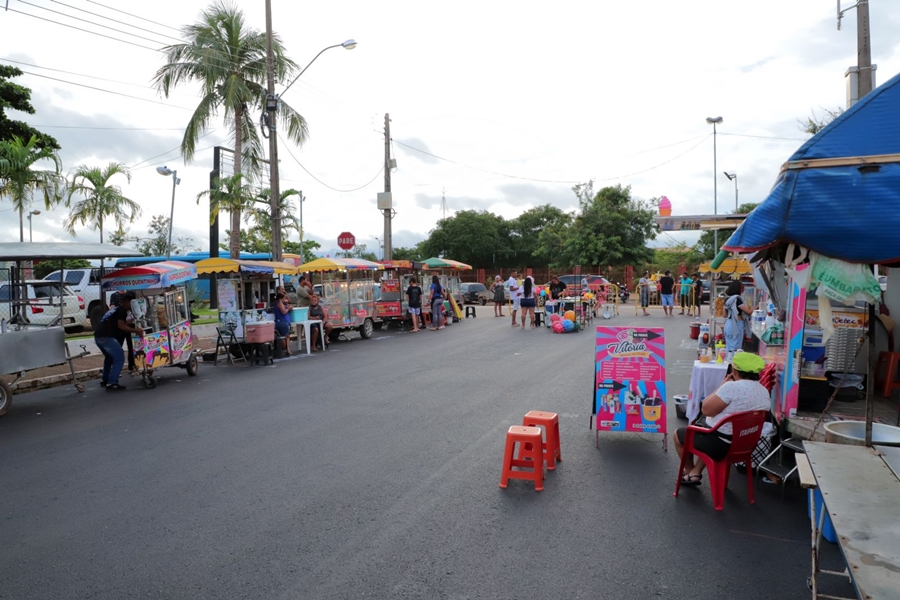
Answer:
[299,191,305,265]
[706,116,723,253]
[156,166,181,260]
[27,210,40,242]
[724,171,738,211]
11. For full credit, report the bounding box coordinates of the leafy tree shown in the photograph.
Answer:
[0,134,65,241]
[33,258,91,280]
[108,225,129,246]
[132,215,198,257]
[695,202,759,260]
[284,238,320,262]
[419,210,510,267]
[799,107,844,137]
[391,246,423,261]
[337,243,377,262]
[244,187,302,250]
[509,204,572,267]
[65,162,140,246]
[197,173,254,254]
[153,0,309,259]
[560,182,657,268]
[0,65,59,150]
[652,242,702,275]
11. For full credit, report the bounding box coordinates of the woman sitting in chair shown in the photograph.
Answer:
[674,352,770,486]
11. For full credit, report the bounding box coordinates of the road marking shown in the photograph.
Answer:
[671,359,696,373]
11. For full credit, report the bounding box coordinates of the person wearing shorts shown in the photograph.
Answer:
[659,270,675,317]
[406,278,423,332]
[506,270,521,327]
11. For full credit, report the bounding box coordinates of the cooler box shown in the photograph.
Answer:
[245,322,275,343]
[291,307,309,322]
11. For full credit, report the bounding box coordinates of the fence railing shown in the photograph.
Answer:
[634,285,698,317]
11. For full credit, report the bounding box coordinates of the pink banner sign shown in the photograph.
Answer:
[593,327,667,434]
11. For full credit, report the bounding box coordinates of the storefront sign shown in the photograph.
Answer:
[593,327,667,435]
[217,279,239,311]
[804,310,867,330]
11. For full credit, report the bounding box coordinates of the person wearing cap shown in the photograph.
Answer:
[674,352,770,486]
[94,291,144,391]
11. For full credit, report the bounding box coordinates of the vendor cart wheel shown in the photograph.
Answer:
[75,384,85,393]
[359,318,375,339]
[186,354,199,377]
[0,380,12,417]
[143,375,157,389]
[481,298,487,306]
[373,321,384,331]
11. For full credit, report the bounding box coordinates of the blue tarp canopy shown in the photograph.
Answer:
[723,69,900,265]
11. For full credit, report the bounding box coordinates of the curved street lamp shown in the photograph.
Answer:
[706,116,723,253]
[156,166,181,260]
[723,171,738,211]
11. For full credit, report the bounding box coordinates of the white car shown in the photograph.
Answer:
[0,280,85,332]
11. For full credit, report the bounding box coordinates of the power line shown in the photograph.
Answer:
[33,125,184,131]
[129,130,219,170]
[85,0,183,33]
[17,69,193,111]
[6,7,161,52]
[49,0,183,42]
[718,132,807,142]
[391,139,581,185]
[278,133,385,193]
[593,134,711,181]
[16,0,172,46]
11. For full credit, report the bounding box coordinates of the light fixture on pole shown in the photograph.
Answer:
[156,166,181,260]
[374,236,382,261]
[298,191,305,264]
[262,28,356,263]
[706,116,723,253]
[27,210,40,243]
[723,172,738,211]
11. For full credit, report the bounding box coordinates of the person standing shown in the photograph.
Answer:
[506,270,521,327]
[295,275,312,308]
[429,275,446,331]
[548,275,567,300]
[694,274,704,312]
[659,270,675,317]
[520,275,537,328]
[406,278,424,332]
[94,291,144,391]
[679,273,693,315]
[273,291,292,356]
[724,280,752,352]
[489,275,505,317]
[638,271,651,316]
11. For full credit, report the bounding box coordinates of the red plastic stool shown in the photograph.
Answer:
[521,410,562,470]
[499,426,544,491]
[875,351,900,398]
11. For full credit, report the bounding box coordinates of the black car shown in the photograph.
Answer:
[699,280,710,303]
[460,282,490,305]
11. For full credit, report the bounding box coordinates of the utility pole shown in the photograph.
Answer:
[383,113,392,261]
[299,191,305,265]
[264,0,283,262]
[858,0,873,97]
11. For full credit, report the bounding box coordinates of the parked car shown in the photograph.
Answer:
[700,280,711,303]
[43,267,105,323]
[0,280,85,332]
[460,282,490,305]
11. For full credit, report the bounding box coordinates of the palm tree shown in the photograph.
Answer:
[0,135,64,241]
[249,187,301,242]
[197,173,253,232]
[153,0,309,258]
[65,163,141,243]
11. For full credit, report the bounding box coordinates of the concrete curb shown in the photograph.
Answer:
[12,368,102,394]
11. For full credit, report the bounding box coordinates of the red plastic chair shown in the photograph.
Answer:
[673,409,768,511]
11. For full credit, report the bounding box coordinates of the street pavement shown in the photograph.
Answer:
[0,306,853,599]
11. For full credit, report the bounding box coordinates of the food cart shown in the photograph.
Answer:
[195,257,297,343]
[297,257,382,340]
[376,260,430,328]
[101,261,201,389]
[0,242,143,415]
[421,257,469,321]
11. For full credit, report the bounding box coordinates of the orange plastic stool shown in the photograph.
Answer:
[499,426,544,491]
[875,352,900,398]
[521,410,562,470]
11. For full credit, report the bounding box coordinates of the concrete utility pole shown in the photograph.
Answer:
[383,113,393,261]
[858,0,873,97]
[264,0,283,262]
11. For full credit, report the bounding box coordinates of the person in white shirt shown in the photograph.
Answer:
[674,352,771,486]
[506,270,521,327]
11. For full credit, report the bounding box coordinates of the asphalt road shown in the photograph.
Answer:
[0,307,853,599]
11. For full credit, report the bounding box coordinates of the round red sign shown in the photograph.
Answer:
[337,232,356,250]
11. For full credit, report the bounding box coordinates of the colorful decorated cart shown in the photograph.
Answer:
[100,261,200,388]
[376,260,430,327]
[421,257,470,321]
[298,257,382,340]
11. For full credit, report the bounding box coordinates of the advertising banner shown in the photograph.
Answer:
[593,327,667,437]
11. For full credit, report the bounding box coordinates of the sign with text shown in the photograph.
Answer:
[593,327,667,435]
[337,232,356,250]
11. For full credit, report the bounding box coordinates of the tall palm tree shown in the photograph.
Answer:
[197,173,253,232]
[153,0,309,258]
[65,162,141,246]
[249,187,301,243]
[0,135,64,241]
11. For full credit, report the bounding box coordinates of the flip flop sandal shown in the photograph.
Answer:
[681,474,703,486]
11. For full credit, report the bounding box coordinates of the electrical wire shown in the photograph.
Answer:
[6,7,161,52]
[131,142,220,172]
[33,125,184,130]
[278,133,385,193]
[391,139,581,185]
[16,0,172,46]
[16,70,193,111]
[593,134,711,182]
[49,0,183,42]
[128,130,219,169]
[85,0,183,33]
[718,132,807,142]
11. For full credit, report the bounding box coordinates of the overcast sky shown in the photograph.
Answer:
[3,0,900,260]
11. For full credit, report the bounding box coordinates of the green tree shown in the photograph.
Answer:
[695,202,759,260]
[65,162,141,247]
[0,65,60,150]
[108,225,129,246]
[197,173,254,251]
[337,243,377,262]
[799,107,843,137]
[508,204,572,267]
[245,187,302,249]
[391,246,423,261]
[561,182,657,268]
[132,215,198,257]
[0,134,65,241]
[419,210,510,267]
[284,238,320,261]
[153,0,309,259]
[33,258,91,280]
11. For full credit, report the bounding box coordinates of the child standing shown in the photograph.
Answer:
[406,278,424,332]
